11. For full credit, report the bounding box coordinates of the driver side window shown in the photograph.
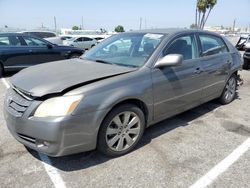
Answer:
[23,36,47,47]
[163,35,198,61]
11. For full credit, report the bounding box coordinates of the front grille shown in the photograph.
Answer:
[6,88,32,117]
[17,133,36,144]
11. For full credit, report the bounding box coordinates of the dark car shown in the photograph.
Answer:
[0,33,85,76]
[4,29,242,157]
[243,44,250,69]
[235,34,250,51]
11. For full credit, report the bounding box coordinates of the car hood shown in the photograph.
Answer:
[10,59,136,97]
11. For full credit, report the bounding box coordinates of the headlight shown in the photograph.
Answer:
[34,95,83,117]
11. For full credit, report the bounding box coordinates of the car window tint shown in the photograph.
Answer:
[9,36,22,46]
[83,37,93,41]
[23,36,47,47]
[164,35,198,60]
[76,37,83,42]
[0,36,10,46]
[199,35,228,56]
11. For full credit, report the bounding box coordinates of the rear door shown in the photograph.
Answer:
[198,34,232,101]
[73,37,84,48]
[83,37,94,49]
[152,34,205,120]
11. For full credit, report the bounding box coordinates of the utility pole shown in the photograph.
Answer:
[144,18,147,29]
[139,17,142,30]
[232,19,236,33]
[54,16,57,33]
[81,16,84,30]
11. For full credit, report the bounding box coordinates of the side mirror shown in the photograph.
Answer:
[154,54,183,68]
[47,44,53,49]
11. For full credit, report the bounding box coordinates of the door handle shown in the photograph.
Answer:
[28,49,33,53]
[194,67,203,74]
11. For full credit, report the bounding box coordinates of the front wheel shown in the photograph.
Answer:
[97,104,145,157]
[219,74,237,104]
[0,65,3,78]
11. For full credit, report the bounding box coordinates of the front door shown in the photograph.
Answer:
[152,34,205,121]
[21,36,63,65]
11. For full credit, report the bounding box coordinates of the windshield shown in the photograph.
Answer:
[82,33,165,67]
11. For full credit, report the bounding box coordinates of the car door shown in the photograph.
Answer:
[73,37,84,49]
[21,35,63,65]
[152,34,205,121]
[0,35,33,70]
[198,34,232,101]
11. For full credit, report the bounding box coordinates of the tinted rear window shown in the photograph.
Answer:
[199,35,228,56]
[0,36,21,46]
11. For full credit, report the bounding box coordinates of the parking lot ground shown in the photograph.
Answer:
[0,70,249,188]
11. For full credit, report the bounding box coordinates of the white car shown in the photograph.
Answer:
[63,36,97,50]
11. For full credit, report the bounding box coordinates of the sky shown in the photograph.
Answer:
[0,0,249,31]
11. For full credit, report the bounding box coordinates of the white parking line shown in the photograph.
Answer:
[2,78,10,88]
[190,137,250,188]
[38,153,66,188]
[1,78,66,188]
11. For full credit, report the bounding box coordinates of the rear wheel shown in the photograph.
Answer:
[0,64,3,78]
[243,59,249,70]
[219,74,237,104]
[97,104,145,157]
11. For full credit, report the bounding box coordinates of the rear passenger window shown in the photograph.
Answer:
[0,36,21,46]
[83,37,93,41]
[76,37,83,42]
[164,35,198,60]
[199,35,228,56]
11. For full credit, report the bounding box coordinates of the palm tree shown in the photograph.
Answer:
[196,0,217,29]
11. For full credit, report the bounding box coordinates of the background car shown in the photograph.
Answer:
[243,43,250,69]
[20,30,57,38]
[235,34,250,51]
[0,33,84,76]
[20,30,64,45]
[63,36,97,50]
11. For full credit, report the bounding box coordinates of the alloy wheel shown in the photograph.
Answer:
[105,111,141,152]
[223,77,236,102]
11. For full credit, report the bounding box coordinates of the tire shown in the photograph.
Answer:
[243,59,249,70]
[0,64,3,78]
[97,104,145,157]
[219,74,237,105]
[69,53,80,59]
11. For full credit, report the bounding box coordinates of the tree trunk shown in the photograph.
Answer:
[198,12,201,29]
[202,7,212,29]
[195,8,198,28]
[200,10,206,29]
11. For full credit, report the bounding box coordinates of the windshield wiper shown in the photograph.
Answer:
[94,59,114,65]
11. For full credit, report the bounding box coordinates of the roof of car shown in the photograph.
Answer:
[129,28,220,36]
